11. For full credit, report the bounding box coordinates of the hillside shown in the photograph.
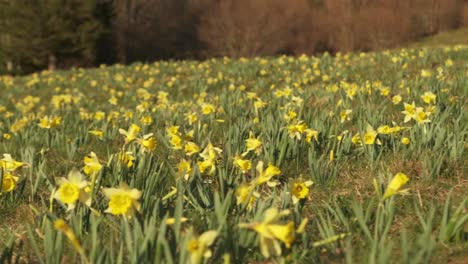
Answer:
[0,45,467,263]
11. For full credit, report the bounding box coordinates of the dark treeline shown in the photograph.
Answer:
[1,0,467,74]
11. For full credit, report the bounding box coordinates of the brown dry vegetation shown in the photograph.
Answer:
[110,0,468,61]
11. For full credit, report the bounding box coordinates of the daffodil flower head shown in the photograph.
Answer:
[242,132,262,157]
[201,103,216,115]
[1,153,27,172]
[240,208,295,258]
[392,94,402,105]
[414,107,431,124]
[382,172,410,200]
[187,230,218,264]
[233,155,252,174]
[287,121,307,140]
[119,151,135,168]
[54,219,84,256]
[254,161,281,187]
[236,183,259,210]
[401,137,410,145]
[88,130,104,140]
[305,128,319,143]
[83,152,102,177]
[103,183,142,217]
[339,109,352,123]
[362,124,381,145]
[38,115,61,129]
[185,112,198,125]
[169,134,183,150]
[138,133,156,152]
[402,102,416,123]
[291,180,314,204]
[199,143,222,161]
[177,159,192,180]
[54,168,91,211]
[119,123,141,144]
[184,141,201,156]
[1,172,19,192]
[197,159,215,175]
[421,91,436,104]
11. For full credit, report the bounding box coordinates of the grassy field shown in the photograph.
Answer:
[0,43,467,263]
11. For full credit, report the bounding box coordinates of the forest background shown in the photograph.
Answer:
[1,0,468,74]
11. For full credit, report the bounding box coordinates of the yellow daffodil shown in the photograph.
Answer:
[339,109,352,123]
[138,133,156,152]
[166,217,188,225]
[414,107,431,124]
[1,153,26,172]
[421,91,436,104]
[401,137,410,145]
[197,159,215,175]
[88,130,104,140]
[119,151,135,168]
[351,133,362,145]
[382,172,409,200]
[185,112,198,125]
[392,95,402,105]
[185,142,201,156]
[236,183,259,210]
[1,172,19,192]
[420,69,432,77]
[187,230,218,264]
[283,110,297,121]
[254,98,267,112]
[103,183,142,217]
[305,128,319,143]
[362,125,380,145]
[54,168,91,210]
[3,133,11,140]
[119,124,141,144]
[166,126,180,136]
[170,134,183,150]
[201,103,215,115]
[254,161,281,187]
[177,159,192,180]
[242,132,262,157]
[240,208,295,258]
[402,102,416,123]
[38,115,61,129]
[140,115,153,125]
[287,121,307,140]
[233,155,251,174]
[199,143,222,161]
[54,219,84,256]
[83,152,102,177]
[291,180,314,204]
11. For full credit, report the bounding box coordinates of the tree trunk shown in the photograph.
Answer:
[48,54,56,71]
[6,60,13,72]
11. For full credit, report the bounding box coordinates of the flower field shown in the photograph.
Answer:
[0,46,467,263]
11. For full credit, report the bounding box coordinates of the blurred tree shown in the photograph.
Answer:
[0,0,103,73]
[112,0,202,63]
